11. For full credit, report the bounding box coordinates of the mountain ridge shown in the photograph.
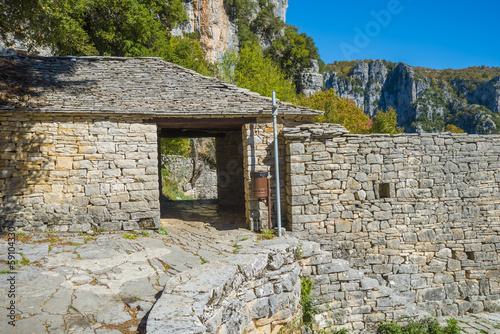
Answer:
[318,60,500,134]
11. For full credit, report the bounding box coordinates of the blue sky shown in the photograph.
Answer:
[286,0,500,69]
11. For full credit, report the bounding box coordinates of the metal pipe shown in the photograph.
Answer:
[272,91,282,237]
[267,177,272,230]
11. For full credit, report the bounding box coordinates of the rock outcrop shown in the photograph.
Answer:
[474,76,500,113]
[162,155,217,200]
[172,0,239,62]
[296,60,323,96]
[172,0,289,62]
[0,38,53,57]
[269,0,289,21]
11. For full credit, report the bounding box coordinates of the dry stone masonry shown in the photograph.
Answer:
[243,121,288,231]
[0,113,160,231]
[281,123,500,330]
[147,238,303,334]
[0,55,319,232]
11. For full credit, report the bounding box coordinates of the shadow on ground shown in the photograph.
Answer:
[160,198,247,231]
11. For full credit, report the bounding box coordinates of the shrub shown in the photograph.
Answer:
[301,277,317,328]
[377,316,462,334]
[298,89,371,134]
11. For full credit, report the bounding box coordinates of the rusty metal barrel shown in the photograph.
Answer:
[252,172,269,198]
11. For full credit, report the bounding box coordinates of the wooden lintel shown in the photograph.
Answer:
[160,129,227,138]
[153,117,257,130]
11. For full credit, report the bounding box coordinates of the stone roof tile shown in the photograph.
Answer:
[0,56,322,117]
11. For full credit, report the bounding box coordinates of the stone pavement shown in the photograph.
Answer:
[0,201,256,334]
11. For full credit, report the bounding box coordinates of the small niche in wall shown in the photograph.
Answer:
[379,183,391,198]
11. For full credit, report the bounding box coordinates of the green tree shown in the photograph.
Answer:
[298,89,371,134]
[219,42,296,102]
[371,107,403,134]
[250,0,285,42]
[217,48,239,85]
[161,138,191,157]
[224,0,258,45]
[0,0,213,75]
[266,25,321,80]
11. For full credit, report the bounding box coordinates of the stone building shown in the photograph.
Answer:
[0,55,319,232]
[1,55,500,331]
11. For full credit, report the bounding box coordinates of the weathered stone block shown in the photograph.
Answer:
[423,287,445,301]
[121,201,149,212]
[87,206,110,223]
[247,298,270,319]
[130,190,157,202]
[374,211,392,220]
[417,229,436,242]
[290,175,311,186]
[388,274,410,292]
[312,171,331,181]
[317,259,350,274]
[85,184,100,196]
[334,219,352,233]
[289,143,305,155]
[289,163,305,174]
[447,259,461,271]
[95,142,116,153]
[56,156,73,170]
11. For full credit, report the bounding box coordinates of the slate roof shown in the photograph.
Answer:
[0,56,322,117]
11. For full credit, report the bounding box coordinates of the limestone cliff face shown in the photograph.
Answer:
[172,0,289,62]
[474,76,500,113]
[321,60,500,134]
[270,0,289,21]
[172,0,238,62]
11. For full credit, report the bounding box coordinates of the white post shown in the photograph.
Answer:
[272,91,282,237]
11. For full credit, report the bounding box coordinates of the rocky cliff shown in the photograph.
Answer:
[320,60,500,134]
[172,0,289,62]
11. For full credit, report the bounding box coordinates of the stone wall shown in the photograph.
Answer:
[283,124,500,329]
[146,237,303,334]
[298,241,436,332]
[243,122,287,231]
[146,234,436,334]
[0,113,160,231]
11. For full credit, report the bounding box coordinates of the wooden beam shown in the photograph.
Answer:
[153,117,256,130]
[159,129,227,138]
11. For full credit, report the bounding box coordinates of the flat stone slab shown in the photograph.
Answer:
[0,216,260,333]
[0,232,193,332]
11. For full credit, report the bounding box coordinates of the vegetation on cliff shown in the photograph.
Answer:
[297,89,371,134]
[0,0,213,75]
[224,0,323,83]
[218,42,297,102]
[296,90,403,135]
[371,107,403,135]
[325,59,397,79]
[266,25,323,80]
[414,65,500,83]
[3,1,497,136]
[324,60,500,134]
